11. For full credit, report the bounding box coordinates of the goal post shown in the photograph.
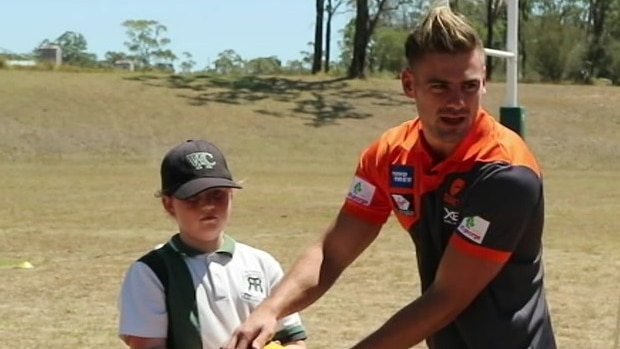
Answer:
[483,0,525,138]
[430,0,524,137]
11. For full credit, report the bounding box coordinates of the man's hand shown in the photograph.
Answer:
[224,307,279,349]
[226,210,381,349]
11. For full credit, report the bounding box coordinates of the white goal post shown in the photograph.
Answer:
[434,0,525,137]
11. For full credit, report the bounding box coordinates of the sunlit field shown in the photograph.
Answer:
[0,70,618,349]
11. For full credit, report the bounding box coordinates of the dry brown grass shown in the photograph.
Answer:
[0,70,618,349]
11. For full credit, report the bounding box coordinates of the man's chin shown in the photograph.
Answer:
[437,129,469,144]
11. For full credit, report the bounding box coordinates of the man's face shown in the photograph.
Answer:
[401,50,486,147]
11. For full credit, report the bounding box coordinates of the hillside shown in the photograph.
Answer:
[1,70,618,170]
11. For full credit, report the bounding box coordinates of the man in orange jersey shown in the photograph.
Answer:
[226,6,556,349]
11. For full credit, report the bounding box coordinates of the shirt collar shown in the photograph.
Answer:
[168,233,236,257]
[413,109,492,172]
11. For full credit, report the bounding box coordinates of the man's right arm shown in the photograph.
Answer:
[226,210,383,349]
[270,210,382,316]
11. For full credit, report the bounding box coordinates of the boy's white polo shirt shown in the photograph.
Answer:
[119,235,304,349]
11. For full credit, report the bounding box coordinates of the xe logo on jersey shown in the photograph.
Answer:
[390,165,414,188]
[443,207,459,224]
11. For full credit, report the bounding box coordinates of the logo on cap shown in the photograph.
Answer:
[160,140,242,199]
[186,152,216,170]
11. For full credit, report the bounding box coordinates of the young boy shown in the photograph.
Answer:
[118,139,307,349]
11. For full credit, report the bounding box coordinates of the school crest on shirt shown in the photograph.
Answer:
[240,270,266,303]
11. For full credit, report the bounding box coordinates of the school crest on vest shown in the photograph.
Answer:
[240,270,266,303]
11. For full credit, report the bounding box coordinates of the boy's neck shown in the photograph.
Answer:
[177,232,224,255]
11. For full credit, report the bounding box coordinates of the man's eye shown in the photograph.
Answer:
[463,83,479,91]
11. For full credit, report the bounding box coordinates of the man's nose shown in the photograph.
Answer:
[446,89,466,108]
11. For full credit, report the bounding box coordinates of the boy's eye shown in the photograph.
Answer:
[185,195,201,203]
[211,191,225,199]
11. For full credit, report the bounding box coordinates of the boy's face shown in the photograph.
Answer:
[162,187,233,250]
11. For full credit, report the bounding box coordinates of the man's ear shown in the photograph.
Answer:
[161,196,175,216]
[481,63,487,94]
[401,67,416,99]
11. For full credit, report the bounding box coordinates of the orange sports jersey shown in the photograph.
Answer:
[341,109,556,349]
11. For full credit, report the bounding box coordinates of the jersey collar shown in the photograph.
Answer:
[168,233,236,257]
[414,109,493,173]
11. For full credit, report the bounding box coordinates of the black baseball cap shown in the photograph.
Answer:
[160,139,242,199]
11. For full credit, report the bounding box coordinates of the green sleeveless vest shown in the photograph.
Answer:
[139,234,207,349]
[139,234,305,348]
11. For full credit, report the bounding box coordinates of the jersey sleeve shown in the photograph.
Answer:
[450,164,543,263]
[118,261,168,338]
[340,138,392,225]
[263,254,308,343]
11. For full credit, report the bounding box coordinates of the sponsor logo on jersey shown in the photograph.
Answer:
[391,193,415,215]
[390,165,414,188]
[443,177,466,206]
[347,176,376,206]
[457,216,490,244]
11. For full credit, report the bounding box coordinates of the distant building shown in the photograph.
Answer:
[37,44,62,66]
[6,60,37,67]
[114,60,135,71]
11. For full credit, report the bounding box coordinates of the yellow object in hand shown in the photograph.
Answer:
[263,342,285,349]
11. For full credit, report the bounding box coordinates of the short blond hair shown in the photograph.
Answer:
[405,6,484,66]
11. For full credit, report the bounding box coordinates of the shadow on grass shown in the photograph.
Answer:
[124,74,410,127]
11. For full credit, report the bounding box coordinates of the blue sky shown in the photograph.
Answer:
[0,0,351,68]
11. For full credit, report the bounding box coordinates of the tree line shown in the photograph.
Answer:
[314,0,620,84]
[2,1,619,85]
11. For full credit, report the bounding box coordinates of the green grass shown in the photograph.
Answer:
[0,69,619,349]
[0,258,20,267]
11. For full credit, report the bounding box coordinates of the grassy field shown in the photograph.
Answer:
[0,69,618,349]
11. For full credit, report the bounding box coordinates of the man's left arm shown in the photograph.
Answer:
[349,165,543,349]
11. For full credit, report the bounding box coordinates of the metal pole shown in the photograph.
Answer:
[484,48,515,59]
[506,0,519,107]
[499,0,525,138]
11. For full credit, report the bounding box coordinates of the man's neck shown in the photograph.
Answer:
[420,135,457,165]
